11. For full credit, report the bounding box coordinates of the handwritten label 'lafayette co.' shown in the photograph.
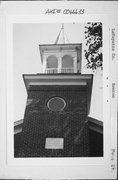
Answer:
[111,28,116,61]
[45,9,85,15]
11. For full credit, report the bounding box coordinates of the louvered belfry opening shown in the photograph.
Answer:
[16,84,91,157]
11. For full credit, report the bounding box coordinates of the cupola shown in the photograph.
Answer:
[39,24,82,74]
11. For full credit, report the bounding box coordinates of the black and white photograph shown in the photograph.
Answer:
[13,23,103,158]
[0,1,117,179]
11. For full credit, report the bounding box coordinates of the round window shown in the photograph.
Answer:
[47,97,66,112]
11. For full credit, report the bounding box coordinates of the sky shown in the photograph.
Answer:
[13,23,102,122]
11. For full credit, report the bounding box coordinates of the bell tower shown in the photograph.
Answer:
[16,25,93,158]
[40,25,82,74]
[40,43,81,74]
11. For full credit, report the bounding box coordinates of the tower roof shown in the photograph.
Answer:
[55,24,69,44]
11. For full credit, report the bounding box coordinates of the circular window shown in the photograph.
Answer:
[47,97,66,112]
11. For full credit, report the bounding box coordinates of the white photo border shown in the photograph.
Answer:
[0,1,117,179]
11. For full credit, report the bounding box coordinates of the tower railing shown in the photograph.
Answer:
[45,68,58,74]
[45,67,75,74]
[61,67,74,73]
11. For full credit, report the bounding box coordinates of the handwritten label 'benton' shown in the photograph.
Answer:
[112,83,115,98]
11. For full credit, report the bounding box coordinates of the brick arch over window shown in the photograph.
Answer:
[47,55,58,68]
[62,55,74,68]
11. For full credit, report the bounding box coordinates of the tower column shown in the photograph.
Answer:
[43,54,47,73]
[58,56,62,73]
[74,57,77,73]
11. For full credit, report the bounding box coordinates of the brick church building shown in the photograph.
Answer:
[14,25,103,157]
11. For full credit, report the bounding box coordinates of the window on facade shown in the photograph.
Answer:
[47,97,66,112]
[47,55,58,68]
[62,55,74,68]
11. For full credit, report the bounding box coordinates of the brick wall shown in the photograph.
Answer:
[17,85,89,157]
